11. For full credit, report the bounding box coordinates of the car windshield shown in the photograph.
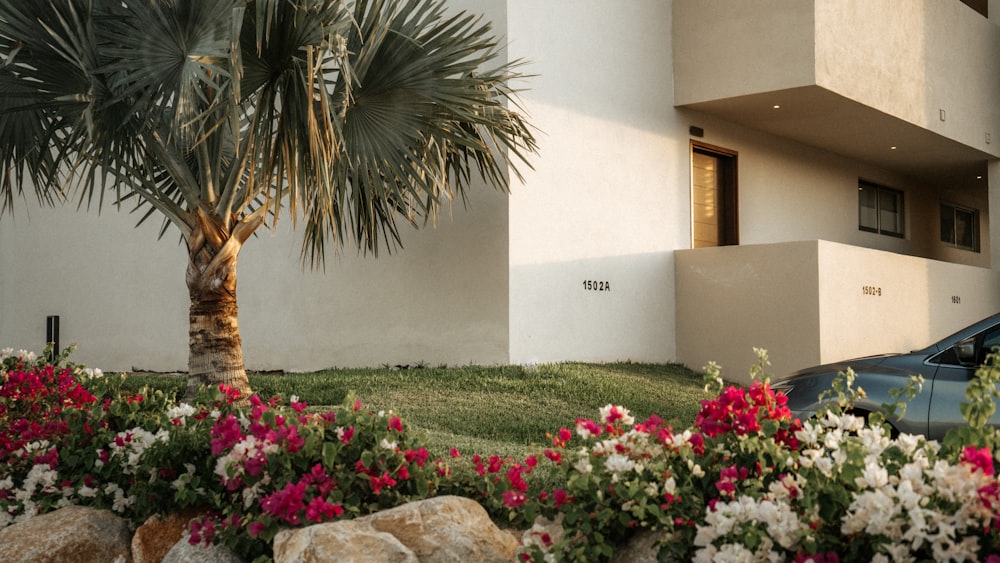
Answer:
[915,313,1000,354]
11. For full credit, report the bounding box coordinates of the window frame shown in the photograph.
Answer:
[858,180,905,238]
[940,202,980,252]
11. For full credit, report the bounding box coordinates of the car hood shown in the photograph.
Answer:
[779,353,912,381]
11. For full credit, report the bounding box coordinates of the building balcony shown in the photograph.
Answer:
[673,0,1000,194]
[675,240,1000,384]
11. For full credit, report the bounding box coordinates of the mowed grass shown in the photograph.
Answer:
[124,363,711,458]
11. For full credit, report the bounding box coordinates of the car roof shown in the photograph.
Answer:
[913,311,1000,354]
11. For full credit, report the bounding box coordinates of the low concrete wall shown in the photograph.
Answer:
[676,240,1000,384]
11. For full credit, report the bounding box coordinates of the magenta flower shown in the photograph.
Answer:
[260,481,308,525]
[502,490,527,508]
[960,445,995,476]
[388,415,404,433]
[305,497,344,523]
[210,414,244,455]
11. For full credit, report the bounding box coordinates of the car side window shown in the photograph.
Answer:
[980,327,1000,364]
[933,336,974,366]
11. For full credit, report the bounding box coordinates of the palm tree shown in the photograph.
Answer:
[0,0,536,402]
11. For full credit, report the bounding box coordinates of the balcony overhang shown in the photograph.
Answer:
[678,85,994,192]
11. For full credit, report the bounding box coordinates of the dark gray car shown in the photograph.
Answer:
[772,312,1000,441]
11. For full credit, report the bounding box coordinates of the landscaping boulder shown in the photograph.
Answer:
[612,529,680,563]
[274,495,518,563]
[274,519,417,563]
[161,531,243,563]
[0,505,132,563]
[132,511,201,563]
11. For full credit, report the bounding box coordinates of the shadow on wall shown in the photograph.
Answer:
[509,251,676,366]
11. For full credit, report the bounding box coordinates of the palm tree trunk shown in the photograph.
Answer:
[183,212,256,405]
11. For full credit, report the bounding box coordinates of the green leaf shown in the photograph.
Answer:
[322,442,338,469]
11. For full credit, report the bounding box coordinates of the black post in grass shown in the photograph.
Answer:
[46,315,59,363]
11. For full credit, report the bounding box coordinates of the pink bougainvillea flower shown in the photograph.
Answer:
[210,414,244,455]
[487,455,505,474]
[552,488,571,508]
[550,427,572,448]
[961,445,995,476]
[305,496,344,523]
[396,465,410,481]
[370,471,397,495]
[404,447,429,467]
[502,490,527,508]
[575,418,602,439]
[388,415,404,433]
[248,521,266,538]
[260,481,308,525]
[338,425,355,444]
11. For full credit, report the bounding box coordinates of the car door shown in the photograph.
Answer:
[925,324,1000,441]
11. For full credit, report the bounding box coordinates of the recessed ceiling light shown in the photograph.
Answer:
[977,175,983,179]
[772,105,781,109]
[890,146,897,150]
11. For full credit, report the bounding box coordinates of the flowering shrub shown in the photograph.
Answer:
[2,346,999,562]
[187,390,449,560]
[0,346,196,526]
[504,354,1000,562]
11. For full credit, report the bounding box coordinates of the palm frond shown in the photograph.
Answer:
[0,0,536,268]
[301,0,537,266]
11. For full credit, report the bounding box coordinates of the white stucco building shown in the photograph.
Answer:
[3,0,1000,383]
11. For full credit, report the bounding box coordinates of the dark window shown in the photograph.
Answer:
[859,181,904,238]
[941,203,979,252]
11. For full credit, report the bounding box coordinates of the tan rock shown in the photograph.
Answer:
[161,531,243,563]
[274,520,417,563]
[0,505,132,563]
[131,511,201,563]
[366,496,518,562]
[274,496,518,563]
[612,528,680,563]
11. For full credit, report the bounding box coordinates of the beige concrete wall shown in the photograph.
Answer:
[506,0,682,364]
[676,240,1000,385]
[816,239,1000,364]
[815,0,1000,156]
[0,186,511,373]
[675,241,822,384]
[673,0,816,105]
[675,0,1000,158]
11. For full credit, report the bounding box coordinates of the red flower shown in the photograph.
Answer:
[370,471,397,495]
[396,465,410,480]
[404,447,429,467]
[388,415,404,433]
[552,488,571,508]
[487,455,505,474]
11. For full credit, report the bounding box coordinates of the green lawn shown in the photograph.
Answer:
[124,362,711,458]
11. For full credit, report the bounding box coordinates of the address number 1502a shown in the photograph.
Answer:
[583,280,611,292]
